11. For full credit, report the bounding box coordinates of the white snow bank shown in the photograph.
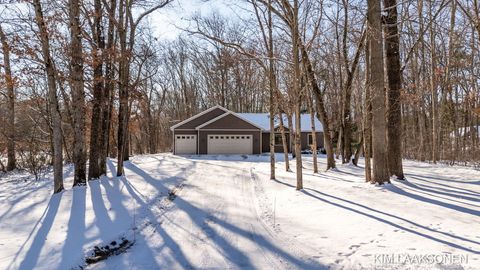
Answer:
[250,157,480,269]
[0,155,193,270]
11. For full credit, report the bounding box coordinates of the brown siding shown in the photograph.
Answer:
[174,130,197,135]
[174,108,226,130]
[199,130,261,154]
[300,132,324,150]
[200,113,260,130]
[262,133,269,153]
[262,132,290,153]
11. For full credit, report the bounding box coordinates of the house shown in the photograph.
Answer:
[170,105,324,155]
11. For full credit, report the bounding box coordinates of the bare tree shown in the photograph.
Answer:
[69,0,87,185]
[0,24,15,171]
[367,0,389,184]
[383,0,404,179]
[363,37,372,182]
[116,0,173,176]
[32,0,64,193]
[307,89,318,173]
[88,0,105,180]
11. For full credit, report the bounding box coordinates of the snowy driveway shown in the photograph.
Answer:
[91,154,322,269]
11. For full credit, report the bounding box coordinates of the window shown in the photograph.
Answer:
[181,136,185,139]
[274,134,283,145]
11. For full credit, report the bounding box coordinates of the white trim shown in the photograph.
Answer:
[195,111,264,130]
[170,105,229,131]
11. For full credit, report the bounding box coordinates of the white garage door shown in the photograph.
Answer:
[207,134,253,155]
[175,135,197,154]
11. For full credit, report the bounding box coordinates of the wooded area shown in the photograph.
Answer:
[0,0,479,192]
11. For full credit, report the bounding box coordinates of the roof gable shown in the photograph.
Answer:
[170,105,228,130]
[196,112,262,130]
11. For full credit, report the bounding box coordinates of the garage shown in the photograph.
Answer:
[207,134,253,154]
[174,135,197,154]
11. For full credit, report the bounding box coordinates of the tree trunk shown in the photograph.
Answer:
[353,135,363,166]
[430,1,439,163]
[88,0,105,180]
[69,2,86,178]
[0,25,15,171]
[116,0,129,176]
[278,111,290,171]
[69,0,87,186]
[288,113,294,156]
[292,0,302,190]
[299,44,336,170]
[368,0,389,184]
[268,0,275,180]
[307,91,318,173]
[445,0,457,163]
[33,0,64,193]
[418,0,427,162]
[383,0,405,179]
[364,38,372,182]
[99,0,117,175]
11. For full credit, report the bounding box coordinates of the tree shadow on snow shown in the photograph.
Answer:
[0,172,58,224]
[394,180,480,207]
[15,192,63,270]
[174,196,324,269]
[121,163,325,270]
[58,186,86,269]
[118,175,195,269]
[386,182,480,218]
[407,172,480,186]
[406,174,480,196]
[298,187,480,254]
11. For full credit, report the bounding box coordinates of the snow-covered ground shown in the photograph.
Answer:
[0,153,479,269]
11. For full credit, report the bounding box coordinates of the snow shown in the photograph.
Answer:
[449,126,480,138]
[0,154,479,269]
[250,157,480,268]
[238,113,324,132]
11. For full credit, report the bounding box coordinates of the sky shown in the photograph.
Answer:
[149,0,241,40]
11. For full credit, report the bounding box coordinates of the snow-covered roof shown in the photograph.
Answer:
[237,113,323,132]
